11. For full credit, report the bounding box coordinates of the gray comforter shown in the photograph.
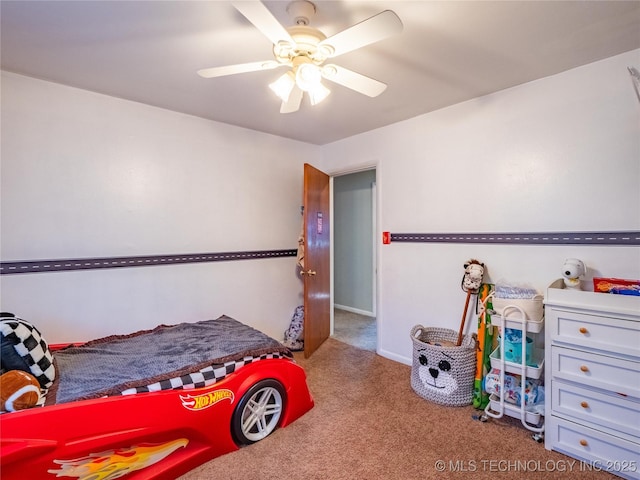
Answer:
[48,315,290,404]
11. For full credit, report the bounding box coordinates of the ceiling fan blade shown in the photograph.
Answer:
[319,10,403,58]
[321,64,387,97]
[232,1,294,46]
[281,85,303,113]
[197,60,280,78]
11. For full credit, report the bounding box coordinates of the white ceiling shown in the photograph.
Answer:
[2,1,639,145]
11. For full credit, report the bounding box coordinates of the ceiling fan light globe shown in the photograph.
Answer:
[308,83,331,106]
[295,63,322,91]
[269,72,296,102]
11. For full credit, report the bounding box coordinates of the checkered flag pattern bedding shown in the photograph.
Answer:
[118,352,291,396]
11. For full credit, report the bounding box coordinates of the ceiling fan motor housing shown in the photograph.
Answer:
[273,1,334,66]
[273,25,333,66]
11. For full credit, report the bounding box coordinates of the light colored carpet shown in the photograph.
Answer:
[331,308,376,351]
[178,337,611,480]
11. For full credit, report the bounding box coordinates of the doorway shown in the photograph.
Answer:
[331,169,377,352]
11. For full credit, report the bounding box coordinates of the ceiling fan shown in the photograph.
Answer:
[197,0,403,113]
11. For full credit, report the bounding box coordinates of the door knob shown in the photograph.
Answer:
[300,269,317,276]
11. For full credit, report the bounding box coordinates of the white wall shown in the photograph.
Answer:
[2,50,639,359]
[320,50,640,364]
[1,71,319,342]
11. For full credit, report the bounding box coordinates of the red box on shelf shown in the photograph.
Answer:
[593,277,640,296]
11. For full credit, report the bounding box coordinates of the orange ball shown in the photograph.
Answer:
[0,370,41,411]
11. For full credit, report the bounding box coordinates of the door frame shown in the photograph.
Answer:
[328,163,379,347]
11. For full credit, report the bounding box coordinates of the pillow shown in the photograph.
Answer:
[0,313,55,389]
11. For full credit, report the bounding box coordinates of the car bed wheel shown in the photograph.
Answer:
[232,379,285,445]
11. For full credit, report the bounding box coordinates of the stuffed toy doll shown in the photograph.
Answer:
[562,258,586,290]
[462,259,485,293]
[456,259,485,346]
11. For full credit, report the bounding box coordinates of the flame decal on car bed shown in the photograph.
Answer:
[180,388,234,411]
[47,438,188,479]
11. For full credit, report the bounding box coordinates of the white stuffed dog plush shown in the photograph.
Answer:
[562,258,586,290]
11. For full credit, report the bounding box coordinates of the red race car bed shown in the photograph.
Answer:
[0,314,314,480]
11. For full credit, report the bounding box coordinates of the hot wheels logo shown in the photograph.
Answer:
[180,389,234,411]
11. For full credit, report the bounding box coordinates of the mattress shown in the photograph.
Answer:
[45,315,292,405]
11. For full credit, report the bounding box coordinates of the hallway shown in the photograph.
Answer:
[332,308,376,352]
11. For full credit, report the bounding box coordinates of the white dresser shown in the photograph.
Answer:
[545,280,640,480]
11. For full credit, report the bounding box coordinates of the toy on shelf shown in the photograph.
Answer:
[562,258,586,290]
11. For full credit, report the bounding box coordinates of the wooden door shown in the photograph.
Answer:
[302,163,331,358]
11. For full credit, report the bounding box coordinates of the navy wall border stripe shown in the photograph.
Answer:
[0,249,297,275]
[390,231,640,246]
[2,231,637,275]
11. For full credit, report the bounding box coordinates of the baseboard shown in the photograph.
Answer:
[334,304,375,317]
[377,348,411,366]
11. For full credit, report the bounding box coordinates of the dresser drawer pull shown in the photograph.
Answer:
[578,327,589,334]
[579,439,589,447]
[580,401,589,409]
[579,365,589,373]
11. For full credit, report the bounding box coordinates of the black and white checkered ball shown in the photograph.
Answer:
[0,313,56,389]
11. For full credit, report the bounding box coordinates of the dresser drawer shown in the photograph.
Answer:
[547,308,640,358]
[548,417,640,480]
[552,346,640,400]
[552,380,640,439]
